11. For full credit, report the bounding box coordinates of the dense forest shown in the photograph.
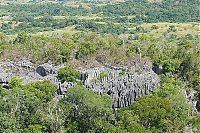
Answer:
[95,0,199,22]
[0,0,199,132]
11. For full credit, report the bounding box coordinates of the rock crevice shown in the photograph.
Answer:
[81,67,159,108]
[0,59,159,108]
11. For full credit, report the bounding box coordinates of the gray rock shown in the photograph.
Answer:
[0,59,160,108]
[152,64,163,75]
[36,63,64,77]
[36,63,54,77]
[57,81,75,95]
[0,73,10,89]
[81,67,160,108]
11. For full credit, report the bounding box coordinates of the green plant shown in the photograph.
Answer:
[58,67,80,83]
[97,71,109,80]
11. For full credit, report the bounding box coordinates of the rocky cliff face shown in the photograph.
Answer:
[0,59,62,87]
[0,59,160,108]
[80,67,159,108]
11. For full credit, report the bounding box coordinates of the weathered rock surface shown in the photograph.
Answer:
[81,67,159,108]
[0,59,64,90]
[152,64,163,75]
[36,63,59,77]
[0,73,10,89]
[0,59,160,108]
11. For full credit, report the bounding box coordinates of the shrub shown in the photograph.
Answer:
[58,67,80,83]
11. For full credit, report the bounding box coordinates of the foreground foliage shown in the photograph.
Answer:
[0,1,199,132]
[0,76,198,132]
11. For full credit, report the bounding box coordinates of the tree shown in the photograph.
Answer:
[23,124,44,133]
[57,67,80,83]
[40,15,54,22]
[25,80,57,102]
[9,77,23,88]
[60,44,72,63]
[116,109,147,133]
[77,42,97,58]
[130,95,172,132]
[154,77,191,131]
[59,85,114,132]
[0,80,59,132]
[14,32,30,45]
[0,112,21,133]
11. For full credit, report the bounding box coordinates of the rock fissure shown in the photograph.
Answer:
[0,59,160,108]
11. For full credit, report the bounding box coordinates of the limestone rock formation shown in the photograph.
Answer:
[0,73,10,89]
[57,81,75,95]
[81,67,159,108]
[36,63,56,77]
[152,64,163,75]
[0,59,64,89]
[0,59,160,108]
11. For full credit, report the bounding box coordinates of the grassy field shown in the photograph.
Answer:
[0,0,199,38]
[33,26,79,36]
[52,15,102,20]
[138,22,199,37]
[29,22,199,39]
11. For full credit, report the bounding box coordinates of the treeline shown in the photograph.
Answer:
[94,0,200,23]
[0,17,127,35]
[0,75,198,132]
[0,3,90,17]
[75,22,127,35]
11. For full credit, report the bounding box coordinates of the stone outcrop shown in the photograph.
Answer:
[57,81,75,95]
[152,64,163,75]
[182,89,199,114]
[80,67,159,108]
[36,63,57,77]
[0,59,65,90]
[0,59,160,108]
[0,74,10,89]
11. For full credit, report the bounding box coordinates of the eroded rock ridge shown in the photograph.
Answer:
[0,59,160,108]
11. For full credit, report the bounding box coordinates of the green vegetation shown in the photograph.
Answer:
[96,0,199,23]
[0,0,199,35]
[0,79,113,132]
[0,29,198,132]
[0,76,197,132]
[0,0,199,132]
[98,71,109,80]
[58,67,80,83]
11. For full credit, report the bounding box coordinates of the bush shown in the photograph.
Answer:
[98,71,108,80]
[58,67,80,83]
[78,42,97,58]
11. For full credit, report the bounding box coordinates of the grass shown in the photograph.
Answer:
[43,15,102,20]
[69,15,102,20]
[33,27,79,36]
[53,16,66,20]
[64,2,91,10]
[139,22,199,37]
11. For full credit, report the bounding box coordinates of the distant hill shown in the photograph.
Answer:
[96,0,199,22]
[0,0,125,4]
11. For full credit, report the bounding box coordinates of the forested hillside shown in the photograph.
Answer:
[95,0,199,22]
[0,0,199,132]
[0,0,199,34]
